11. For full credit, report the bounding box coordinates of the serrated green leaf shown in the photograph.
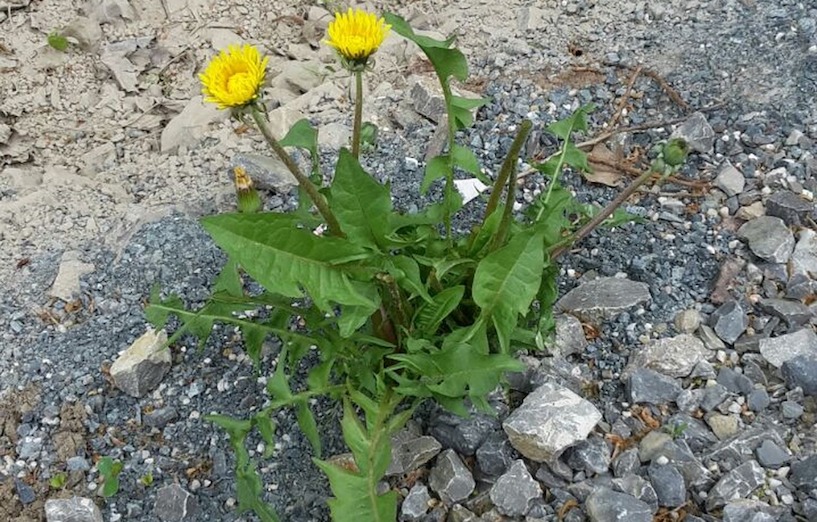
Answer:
[313,459,398,522]
[201,213,375,311]
[451,144,481,176]
[547,103,595,140]
[295,402,321,457]
[473,228,545,353]
[421,155,450,194]
[330,149,393,249]
[279,118,318,155]
[341,399,370,472]
[450,95,488,129]
[415,285,464,333]
[563,142,590,172]
[254,413,276,458]
[306,359,333,390]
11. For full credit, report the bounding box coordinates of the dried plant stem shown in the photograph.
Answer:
[250,107,344,237]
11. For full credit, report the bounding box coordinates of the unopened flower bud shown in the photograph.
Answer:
[233,166,261,213]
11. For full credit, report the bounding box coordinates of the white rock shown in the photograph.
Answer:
[49,250,95,301]
[160,96,228,153]
[759,328,817,368]
[625,334,709,378]
[503,382,601,462]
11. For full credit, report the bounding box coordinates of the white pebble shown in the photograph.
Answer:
[655,455,669,465]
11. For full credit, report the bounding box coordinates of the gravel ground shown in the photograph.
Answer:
[2,0,817,521]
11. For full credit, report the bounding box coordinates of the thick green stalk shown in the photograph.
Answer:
[483,120,533,230]
[441,84,457,243]
[249,107,344,237]
[352,71,364,158]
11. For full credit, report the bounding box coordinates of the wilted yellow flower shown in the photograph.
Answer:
[200,44,268,109]
[325,8,390,65]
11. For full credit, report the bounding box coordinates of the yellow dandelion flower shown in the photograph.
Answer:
[325,8,390,65]
[199,44,269,110]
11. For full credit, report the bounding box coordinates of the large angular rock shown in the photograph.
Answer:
[759,298,813,327]
[556,277,651,322]
[428,404,500,456]
[625,334,708,378]
[551,314,588,357]
[153,483,199,521]
[707,424,786,466]
[715,164,745,197]
[781,354,817,396]
[489,460,541,517]
[586,487,653,522]
[755,440,790,469]
[429,450,475,504]
[790,229,817,279]
[648,462,686,507]
[110,329,171,398]
[386,435,442,476]
[49,250,95,301]
[401,484,431,520]
[759,328,817,368]
[709,300,748,345]
[706,460,765,510]
[502,382,601,462]
[612,474,658,512]
[722,500,782,522]
[765,190,815,226]
[160,96,228,153]
[45,496,103,522]
[565,434,611,475]
[476,431,516,477]
[626,368,682,404]
[737,216,795,263]
[791,455,817,490]
[671,112,715,153]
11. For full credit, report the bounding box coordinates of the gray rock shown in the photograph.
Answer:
[707,413,739,440]
[759,298,813,327]
[710,300,748,345]
[565,434,611,475]
[401,484,431,520]
[722,500,781,522]
[671,112,715,153]
[144,407,178,429]
[410,78,447,123]
[706,460,765,510]
[18,435,43,459]
[551,314,588,357]
[755,440,790,468]
[476,431,515,477]
[639,431,673,463]
[153,483,199,522]
[626,368,681,405]
[232,153,297,192]
[803,498,817,522]
[765,191,815,226]
[654,440,712,488]
[715,164,746,197]
[556,277,651,323]
[759,328,817,368]
[707,424,786,466]
[67,456,91,472]
[613,448,641,477]
[535,464,568,489]
[747,389,771,412]
[387,435,442,476]
[45,496,104,522]
[110,329,172,398]
[689,359,717,380]
[428,449,475,504]
[586,487,653,522]
[160,96,228,153]
[429,401,503,456]
[666,415,718,453]
[447,504,479,522]
[781,354,817,396]
[489,460,541,517]
[674,309,701,334]
[790,229,817,279]
[502,382,601,462]
[15,478,36,504]
[612,474,658,512]
[738,216,795,263]
[781,400,803,419]
[625,334,708,378]
[648,462,686,507]
[791,455,817,489]
[698,324,726,351]
[716,367,754,395]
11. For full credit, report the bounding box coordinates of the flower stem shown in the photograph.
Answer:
[549,166,655,259]
[352,71,364,158]
[483,120,533,229]
[491,120,532,250]
[249,106,344,237]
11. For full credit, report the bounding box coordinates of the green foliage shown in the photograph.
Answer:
[97,456,123,498]
[145,12,677,522]
[49,472,67,490]
[139,471,154,487]
[47,31,69,52]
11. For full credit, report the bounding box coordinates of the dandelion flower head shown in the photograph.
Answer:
[325,8,390,65]
[200,44,268,109]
